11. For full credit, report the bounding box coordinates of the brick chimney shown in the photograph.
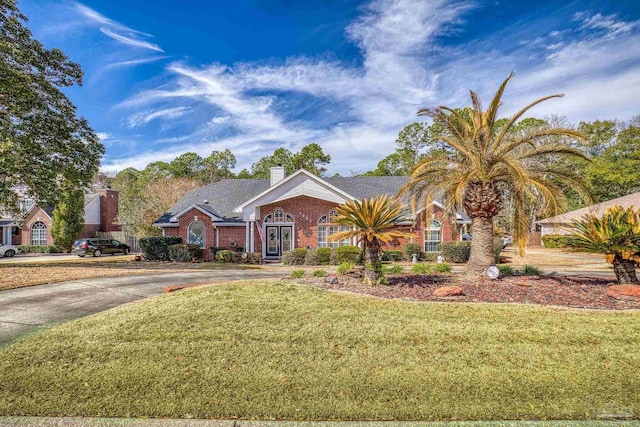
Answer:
[270,164,286,186]
[97,188,121,232]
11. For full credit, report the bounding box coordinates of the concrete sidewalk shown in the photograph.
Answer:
[0,270,283,346]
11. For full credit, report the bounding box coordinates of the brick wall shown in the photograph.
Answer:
[21,207,54,246]
[98,189,121,232]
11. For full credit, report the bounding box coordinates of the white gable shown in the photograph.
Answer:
[235,170,354,221]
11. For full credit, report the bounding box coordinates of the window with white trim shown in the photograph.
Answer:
[31,221,47,246]
[188,221,205,248]
[317,214,350,248]
[264,214,272,223]
[424,219,442,252]
[274,209,284,222]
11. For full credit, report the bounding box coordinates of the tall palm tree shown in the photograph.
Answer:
[567,206,640,284]
[329,195,414,285]
[402,73,591,277]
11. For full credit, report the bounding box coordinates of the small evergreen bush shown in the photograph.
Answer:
[316,247,331,265]
[382,250,403,262]
[337,261,356,275]
[522,265,543,276]
[432,262,452,273]
[331,246,361,265]
[139,237,183,261]
[168,244,203,262]
[403,243,423,261]
[411,263,433,274]
[215,249,238,263]
[282,248,307,265]
[290,270,305,278]
[440,241,471,263]
[312,269,328,277]
[384,264,403,274]
[497,264,515,276]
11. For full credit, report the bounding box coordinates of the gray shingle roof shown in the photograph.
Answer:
[155,175,411,225]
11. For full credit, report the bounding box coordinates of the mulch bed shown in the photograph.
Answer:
[302,274,640,310]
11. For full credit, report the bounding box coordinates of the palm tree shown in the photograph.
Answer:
[402,73,591,277]
[567,206,640,284]
[329,195,414,285]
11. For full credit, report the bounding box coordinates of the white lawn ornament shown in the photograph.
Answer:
[436,255,445,264]
[412,254,418,263]
[486,265,500,280]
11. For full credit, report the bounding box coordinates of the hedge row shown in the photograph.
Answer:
[283,246,362,266]
[168,244,203,262]
[541,235,573,248]
[139,237,183,261]
[215,250,262,264]
[18,245,62,254]
[439,240,504,263]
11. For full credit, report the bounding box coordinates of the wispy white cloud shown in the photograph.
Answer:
[99,28,163,52]
[104,56,169,69]
[127,107,192,128]
[73,2,163,52]
[104,3,640,174]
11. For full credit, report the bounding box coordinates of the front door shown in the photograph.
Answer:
[265,226,293,257]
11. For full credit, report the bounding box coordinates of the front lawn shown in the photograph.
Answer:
[0,281,638,420]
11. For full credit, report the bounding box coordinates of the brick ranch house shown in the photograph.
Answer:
[155,167,470,260]
[0,189,120,247]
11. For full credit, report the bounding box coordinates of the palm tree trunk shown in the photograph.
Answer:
[467,216,495,276]
[612,257,639,284]
[364,239,383,285]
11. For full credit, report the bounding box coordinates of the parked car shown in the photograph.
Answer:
[71,238,130,257]
[0,244,17,257]
[501,235,513,248]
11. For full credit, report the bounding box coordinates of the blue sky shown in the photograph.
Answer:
[22,0,640,175]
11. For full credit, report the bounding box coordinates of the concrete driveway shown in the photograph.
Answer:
[0,270,284,346]
[0,254,97,264]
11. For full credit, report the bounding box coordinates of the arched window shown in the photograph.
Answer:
[317,215,350,248]
[264,214,272,223]
[424,220,442,252]
[285,213,294,222]
[274,209,284,222]
[188,221,205,248]
[329,209,338,222]
[31,222,47,246]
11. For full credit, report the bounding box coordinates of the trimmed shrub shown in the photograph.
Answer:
[541,235,573,248]
[422,252,439,262]
[215,250,239,263]
[282,248,307,265]
[384,264,403,274]
[522,265,543,276]
[403,243,423,261]
[18,245,61,254]
[312,269,328,277]
[209,247,223,259]
[382,250,403,262]
[433,262,452,273]
[168,244,203,262]
[497,264,515,276]
[411,263,432,274]
[316,247,331,265]
[331,246,362,265]
[139,237,183,261]
[440,241,471,263]
[337,261,356,275]
[290,270,305,278]
[241,252,263,265]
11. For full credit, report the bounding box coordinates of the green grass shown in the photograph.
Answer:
[0,281,638,420]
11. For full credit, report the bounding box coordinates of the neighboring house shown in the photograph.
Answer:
[0,188,120,246]
[537,191,640,236]
[155,167,471,260]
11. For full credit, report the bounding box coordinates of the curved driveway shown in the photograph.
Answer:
[0,270,284,346]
